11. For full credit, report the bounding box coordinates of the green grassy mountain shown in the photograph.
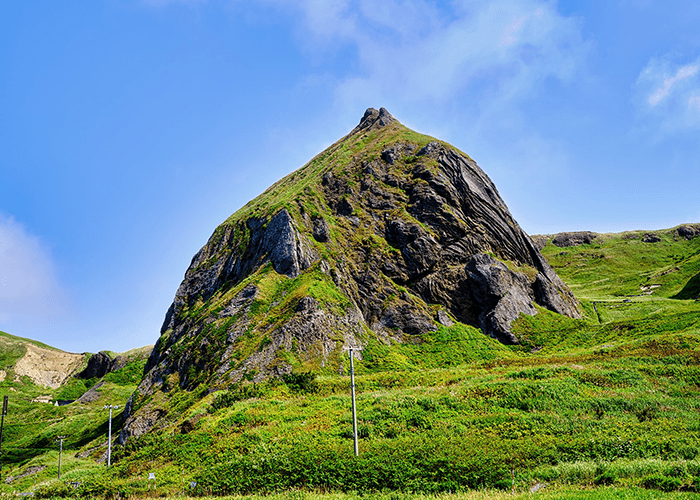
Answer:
[0,336,150,493]
[512,226,700,352]
[119,107,580,445]
[1,110,699,498]
[3,218,697,497]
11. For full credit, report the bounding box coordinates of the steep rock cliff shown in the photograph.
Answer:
[120,108,580,442]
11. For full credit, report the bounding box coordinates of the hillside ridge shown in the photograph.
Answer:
[2,231,699,496]
[120,107,581,443]
[0,330,153,391]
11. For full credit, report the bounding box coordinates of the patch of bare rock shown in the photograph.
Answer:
[13,344,84,389]
[551,231,598,248]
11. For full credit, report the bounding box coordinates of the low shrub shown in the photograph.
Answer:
[210,391,239,412]
[210,383,264,412]
[640,473,683,491]
[283,371,319,394]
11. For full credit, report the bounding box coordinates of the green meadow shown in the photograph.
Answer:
[1,226,699,498]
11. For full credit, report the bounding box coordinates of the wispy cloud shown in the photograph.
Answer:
[232,0,587,204]
[689,94,700,111]
[279,0,586,111]
[635,55,700,130]
[647,64,698,106]
[0,213,71,327]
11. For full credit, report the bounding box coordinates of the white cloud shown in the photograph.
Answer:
[635,56,700,130]
[689,94,700,111]
[254,0,585,112]
[0,213,71,327]
[647,64,698,106]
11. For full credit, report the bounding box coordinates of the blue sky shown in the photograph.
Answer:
[1,0,699,353]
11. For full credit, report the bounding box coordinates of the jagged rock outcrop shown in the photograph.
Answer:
[676,224,700,240]
[552,231,597,247]
[121,107,581,442]
[530,234,549,251]
[77,351,126,379]
[160,208,318,335]
[76,380,105,404]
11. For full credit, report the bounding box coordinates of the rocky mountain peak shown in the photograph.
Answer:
[120,108,581,443]
[354,107,397,132]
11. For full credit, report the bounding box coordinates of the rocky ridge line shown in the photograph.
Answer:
[120,107,582,443]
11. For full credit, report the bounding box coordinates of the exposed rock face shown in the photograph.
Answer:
[160,208,318,335]
[675,224,700,240]
[552,231,597,247]
[13,344,84,389]
[121,107,581,442]
[118,398,165,445]
[77,351,126,379]
[464,254,538,344]
[312,217,330,242]
[530,235,549,251]
[76,380,105,404]
[353,107,397,132]
[4,466,46,485]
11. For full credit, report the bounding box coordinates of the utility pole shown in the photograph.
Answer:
[0,395,7,480]
[103,404,119,467]
[56,436,66,479]
[345,346,362,457]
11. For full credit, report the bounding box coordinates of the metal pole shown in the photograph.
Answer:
[108,406,112,467]
[104,404,119,467]
[349,348,359,457]
[0,395,7,479]
[56,436,65,479]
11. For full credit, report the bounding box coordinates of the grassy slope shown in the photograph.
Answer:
[2,138,699,498]
[514,228,700,352]
[540,229,700,301]
[0,330,64,351]
[9,226,698,499]
[0,345,149,494]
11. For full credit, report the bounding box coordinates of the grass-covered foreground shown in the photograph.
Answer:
[32,489,700,500]
[1,226,699,498]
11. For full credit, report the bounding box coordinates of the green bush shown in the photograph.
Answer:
[640,473,683,491]
[35,480,76,499]
[210,391,239,412]
[210,383,264,412]
[190,434,515,494]
[55,377,95,400]
[283,371,318,394]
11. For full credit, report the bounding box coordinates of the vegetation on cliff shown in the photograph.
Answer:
[0,223,698,497]
[1,110,699,497]
[121,108,580,447]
